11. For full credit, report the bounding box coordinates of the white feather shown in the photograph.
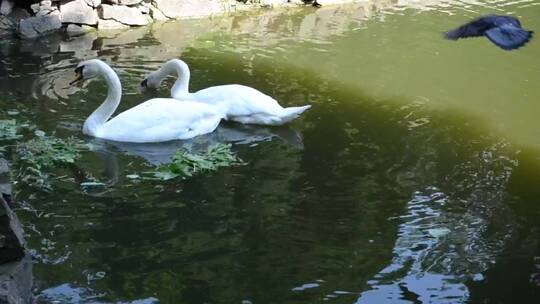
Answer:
[78,59,224,143]
[143,59,311,126]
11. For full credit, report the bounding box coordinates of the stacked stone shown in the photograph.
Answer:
[0,0,320,39]
[0,0,237,38]
[0,157,32,304]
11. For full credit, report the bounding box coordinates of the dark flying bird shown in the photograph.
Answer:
[444,15,533,50]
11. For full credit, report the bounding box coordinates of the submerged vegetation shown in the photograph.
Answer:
[153,144,244,180]
[0,119,22,140]
[15,132,86,191]
[2,118,242,189]
[13,134,242,189]
[16,132,83,171]
[1,118,87,190]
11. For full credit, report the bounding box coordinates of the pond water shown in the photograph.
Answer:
[2,0,540,303]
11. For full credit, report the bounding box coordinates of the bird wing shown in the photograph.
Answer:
[444,17,495,40]
[101,99,221,142]
[193,85,282,117]
[485,24,533,50]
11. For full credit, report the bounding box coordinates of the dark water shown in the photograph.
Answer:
[1,1,540,303]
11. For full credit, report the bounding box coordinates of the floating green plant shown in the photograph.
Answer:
[17,132,83,170]
[0,119,22,140]
[153,144,243,180]
[16,132,87,190]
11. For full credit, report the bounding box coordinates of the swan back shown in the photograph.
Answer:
[140,59,312,126]
[97,98,224,143]
[192,84,282,116]
[75,59,224,143]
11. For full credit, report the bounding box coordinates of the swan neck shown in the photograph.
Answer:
[84,63,122,135]
[165,60,190,98]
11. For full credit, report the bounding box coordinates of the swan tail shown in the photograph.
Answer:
[276,105,312,125]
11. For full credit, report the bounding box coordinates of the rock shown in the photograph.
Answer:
[99,4,148,26]
[18,15,62,39]
[138,4,149,14]
[151,0,225,19]
[36,1,59,17]
[148,3,168,20]
[30,3,41,14]
[60,0,98,25]
[0,162,31,303]
[0,0,14,16]
[0,158,11,205]
[84,0,101,7]
[0,254,32,304]
[97,18,129,30]
[0,195,24,264]
[259,0,287,7]
[119,0,143,5]
[0,158,8,174]
[36,8,56,17]
[6,7,30,21]
[1,7,29,36]
[39,0,55,10]
[0,15,14,37]
[66,23,89,36]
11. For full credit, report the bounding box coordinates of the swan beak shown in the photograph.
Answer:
[140,79,148,88]
[70,71,83,86]
[138,79,148,93]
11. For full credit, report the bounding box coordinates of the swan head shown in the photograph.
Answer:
[139,71,162,91]
[70,60,102,85]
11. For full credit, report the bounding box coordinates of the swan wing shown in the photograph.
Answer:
[99,99,222,143]
[193,84,283,117]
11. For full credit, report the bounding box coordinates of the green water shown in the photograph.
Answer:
[1,1,540,303]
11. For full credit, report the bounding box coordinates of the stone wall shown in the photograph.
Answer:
[0,157,31,304]
[0,0,358,38]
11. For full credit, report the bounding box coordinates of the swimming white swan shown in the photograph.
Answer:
[71,59,225,143]
[140,59,311,126]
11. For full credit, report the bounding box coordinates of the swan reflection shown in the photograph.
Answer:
[91,123,304,166]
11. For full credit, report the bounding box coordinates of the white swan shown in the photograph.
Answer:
[140,59,311,126]
[71,59,225,143]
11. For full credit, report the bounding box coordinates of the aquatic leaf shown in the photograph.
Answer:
[0,119,22,140]
[16,133,87,190]
[126,174,140,179]
[153,170,180,181]
[34,130,46,137]
[80,181,107,187]
[428,228,451,238]
[17,135,82,170]
[153,143,243,180]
